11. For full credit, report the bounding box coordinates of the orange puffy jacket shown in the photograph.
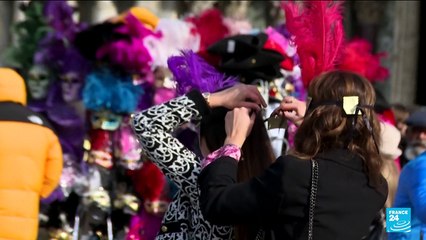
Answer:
[0,68,63,240]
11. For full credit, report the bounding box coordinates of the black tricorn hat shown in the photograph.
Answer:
[208,33,268,61]
[207,33,284,83]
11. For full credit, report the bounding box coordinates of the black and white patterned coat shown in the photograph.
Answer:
[132,90,233,240]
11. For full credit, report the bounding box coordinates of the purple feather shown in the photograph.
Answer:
[43,0,73,31]
[167,50,237,95]
[58,47,91,78]
[43,0,87,41]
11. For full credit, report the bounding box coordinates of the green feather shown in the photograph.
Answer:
[2,1,52,74]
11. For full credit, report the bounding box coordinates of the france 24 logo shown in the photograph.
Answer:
[386,208,411,233]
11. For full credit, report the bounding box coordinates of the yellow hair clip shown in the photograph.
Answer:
[343,96,361,115]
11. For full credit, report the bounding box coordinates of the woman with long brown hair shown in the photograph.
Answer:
[132,81,275,239]
[198,70,388,240]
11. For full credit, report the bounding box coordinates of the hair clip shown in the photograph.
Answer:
[343,96,361,116]
[264,113,287,130]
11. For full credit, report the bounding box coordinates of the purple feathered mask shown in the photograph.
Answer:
[167,50,237,95]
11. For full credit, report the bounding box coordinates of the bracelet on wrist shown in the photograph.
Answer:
[202,92,211,107]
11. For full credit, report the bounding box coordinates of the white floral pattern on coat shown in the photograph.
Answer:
[132,95,233,240]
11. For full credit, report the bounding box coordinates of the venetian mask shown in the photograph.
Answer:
[114,121,142,170]
[27,64,51,99]
[144,199,169,216]
[268,77,294,102]
[89,187,111,210]
[83,187,111,228]
[60,72,83,102]
[87,129,114,169]
[90,110,122,131]
[114,194,140,215]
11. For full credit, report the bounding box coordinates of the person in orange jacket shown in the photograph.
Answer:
[0,68,63,240]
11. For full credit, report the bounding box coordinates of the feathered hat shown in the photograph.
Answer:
[83,67,143,114]
[96,13,161,76]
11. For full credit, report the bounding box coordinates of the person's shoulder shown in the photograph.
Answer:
[278,154,310,165]
[21,109,54,131]
[0,102,54,131]
[275,154,311,175]
[404,151,426,170]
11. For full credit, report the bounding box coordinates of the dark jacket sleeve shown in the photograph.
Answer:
[198,156,287,225]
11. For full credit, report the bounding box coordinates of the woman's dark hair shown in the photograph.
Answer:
[200,107,276,239]
[293,70,383,188]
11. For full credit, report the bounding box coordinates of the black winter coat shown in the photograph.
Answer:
[199,149,388,240]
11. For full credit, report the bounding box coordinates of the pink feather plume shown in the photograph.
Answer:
[283,0,345,88]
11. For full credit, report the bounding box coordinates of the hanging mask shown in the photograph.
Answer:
[114,194,140,215]
[60,72,83,102]
[87,129,114,169]
[60,153,80,197]
[268,77,287,102]
[90,110,122,131]
[114,120,142,170]
[88,187,111,210]
[143,199,169,216]
[83,187,111,228]
[27,64,51,99]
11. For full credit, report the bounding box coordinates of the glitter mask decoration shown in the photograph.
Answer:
[27,64,51,100]
[48,228,73,240]
[90,110,123,131]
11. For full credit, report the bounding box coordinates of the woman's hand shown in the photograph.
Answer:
[273,96,307,127]
[209,84,267,112]
[224,107,256,148]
